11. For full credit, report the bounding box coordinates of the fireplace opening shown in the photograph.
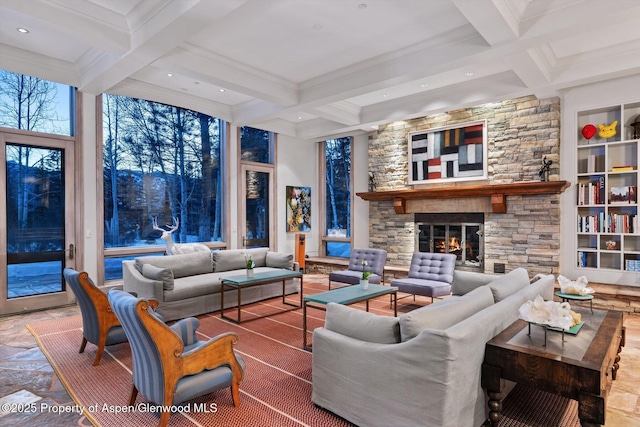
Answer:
[415,213,484,270]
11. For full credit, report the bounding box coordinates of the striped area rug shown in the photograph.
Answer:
[27,274,580,426]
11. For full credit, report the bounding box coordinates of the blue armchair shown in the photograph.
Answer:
[63,268,130,365]
[328,248,387,289]
[390,252,456,303]
[108,289,245,427]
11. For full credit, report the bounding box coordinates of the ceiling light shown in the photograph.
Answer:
[420,83,428,88]
[194,81,200,85]
[17,28,29,34]
[464,72,474,76]
[297,116,303,120]
[358,3,367,9]
[382,93,389,98]
[167,73,173,77]
[219,89,225,92]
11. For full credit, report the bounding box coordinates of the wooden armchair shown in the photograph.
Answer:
[108,289,245,427]
[63,268,137,365]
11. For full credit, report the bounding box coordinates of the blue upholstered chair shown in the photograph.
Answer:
[108,289,245,427]
[63,268,130,366]
[328,248,387,289]
[390,252,456,303]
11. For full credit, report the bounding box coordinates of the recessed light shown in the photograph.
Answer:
[464,72,474,76]
[297,116,303,120]
[167,73,173,77]
[17,28,29,34]
[194,81,200,85]
[382,93,389,98]
[420,83,428,88]
[219,88,225,93]
[358,3,367,9]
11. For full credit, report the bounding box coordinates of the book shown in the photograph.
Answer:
[612,165,634,172]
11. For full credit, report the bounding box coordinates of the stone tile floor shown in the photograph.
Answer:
[1,297,639,426]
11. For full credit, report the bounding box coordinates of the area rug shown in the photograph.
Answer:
[27,277,580,426]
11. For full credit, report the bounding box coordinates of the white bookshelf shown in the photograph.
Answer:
[576,101,640,272]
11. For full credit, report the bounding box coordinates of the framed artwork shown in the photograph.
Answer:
[286,186,311,232]
[408,120,487,184]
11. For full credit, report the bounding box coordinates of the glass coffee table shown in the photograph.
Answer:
[303,284,398,351]
[220,270,303,324]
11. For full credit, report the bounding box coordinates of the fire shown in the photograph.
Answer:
[449,236,461,252]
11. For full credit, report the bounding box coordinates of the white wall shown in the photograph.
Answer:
[81,92,100,280]
[276,135,319,255]
[560,74,640,284]
[352,133,371,248]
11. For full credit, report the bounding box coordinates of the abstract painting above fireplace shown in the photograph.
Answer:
[408,120,487,185]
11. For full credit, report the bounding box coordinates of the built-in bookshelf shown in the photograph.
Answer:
[577,101,640,272]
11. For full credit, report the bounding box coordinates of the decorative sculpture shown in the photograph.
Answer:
[597,120,617,139]
[368,172,377,192]
[152,216,210,255]
[518,295,580,330]
[538,156,552,182]
[557,274,595,296]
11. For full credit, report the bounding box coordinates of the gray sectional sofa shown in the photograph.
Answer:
[122,247,298,321]
[311,268,555,427]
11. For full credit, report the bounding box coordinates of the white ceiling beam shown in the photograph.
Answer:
[110,78,234,122]
[503,47,551,89]
[311,102,361,126]
[0,43,80,87]
[451,0,518,45]
[155,46,298,106]
[80,0,247,94]
[0,0,131,54]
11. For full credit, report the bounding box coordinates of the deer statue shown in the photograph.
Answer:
[152,216,210,255]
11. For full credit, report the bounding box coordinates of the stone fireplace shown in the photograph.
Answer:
[362,95,565,276]
[415,213,484,270]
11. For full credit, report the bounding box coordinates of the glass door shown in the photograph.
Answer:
[1,132,76,315]
[240,164,274,249]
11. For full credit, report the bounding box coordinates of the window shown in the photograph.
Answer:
[322,137,352,257]
[0,70,74,136]
[239,126,275,249]
[240,126,274,164]
[102,94,226,279]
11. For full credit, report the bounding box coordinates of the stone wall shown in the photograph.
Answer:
[367,95,562,276]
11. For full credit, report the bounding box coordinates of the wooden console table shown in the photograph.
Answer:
[482,309,625,427]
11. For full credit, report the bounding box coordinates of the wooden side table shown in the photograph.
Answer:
[482,308,624,427]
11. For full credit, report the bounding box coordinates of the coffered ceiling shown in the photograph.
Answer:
[1,0,639,140]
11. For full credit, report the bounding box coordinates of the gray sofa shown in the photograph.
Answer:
[122,247,298,321]
[311,268,555,427]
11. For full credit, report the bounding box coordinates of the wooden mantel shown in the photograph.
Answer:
[356,180,570,214]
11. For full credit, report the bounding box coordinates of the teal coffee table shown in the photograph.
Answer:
[555,291,594,314]
[220,270,303,323]
[303,284,398,351]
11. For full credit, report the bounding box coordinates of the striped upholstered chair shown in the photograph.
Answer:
[63,268,130,365]
[108,289,245,427]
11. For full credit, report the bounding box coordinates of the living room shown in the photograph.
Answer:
[1,1,640,426]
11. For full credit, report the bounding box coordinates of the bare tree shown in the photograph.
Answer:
[0,71,60,233]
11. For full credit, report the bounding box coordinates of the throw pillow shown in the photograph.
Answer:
[141,264,174,291]
[398,285,494,341]
[325,302,401,344]
[451,270,498,295]
[266,251,294,269]
[487,267,530,303]
[135,252,213,278]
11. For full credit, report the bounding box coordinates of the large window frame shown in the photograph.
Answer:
[237,127,277,250]
[319,137,354,257]
[98,95,229,283]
